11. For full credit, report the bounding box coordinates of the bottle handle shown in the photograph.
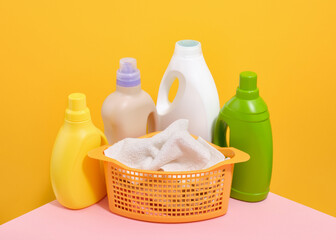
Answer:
[157,70,186,115]
[97,128,108,145]
[213,117,229,147]
[147,110,158,133]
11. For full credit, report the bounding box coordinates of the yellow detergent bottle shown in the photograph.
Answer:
[50,93,107,209]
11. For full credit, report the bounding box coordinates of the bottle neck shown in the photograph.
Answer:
[236,87,259,100]
[116,84,141,94]
[174,40,203,57]
[64,118,91,125]
[65,108,91,122]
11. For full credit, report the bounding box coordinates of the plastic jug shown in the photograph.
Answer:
[213,71,273,202]
[102,57,157,144]
[156,40,220,142]
[50,93,107,209]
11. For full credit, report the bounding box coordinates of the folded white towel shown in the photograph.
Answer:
[104,119,229,171]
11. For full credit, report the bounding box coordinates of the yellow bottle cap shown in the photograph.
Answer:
[65,93,91,122]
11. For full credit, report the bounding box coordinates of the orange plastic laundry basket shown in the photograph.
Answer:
[88,132,249,223]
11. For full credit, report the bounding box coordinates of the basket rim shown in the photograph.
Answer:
[88,131,249,175]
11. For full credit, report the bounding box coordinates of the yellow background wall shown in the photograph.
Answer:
[1,0,335,224]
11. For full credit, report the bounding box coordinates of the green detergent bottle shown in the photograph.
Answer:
[213,71,273,202]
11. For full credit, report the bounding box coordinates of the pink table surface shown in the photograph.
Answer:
[1,193,335,240]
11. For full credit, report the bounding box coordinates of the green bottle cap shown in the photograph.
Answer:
[236,71,259,99]
[239,71,257,90]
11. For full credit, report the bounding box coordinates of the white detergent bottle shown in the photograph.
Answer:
[156,40,220,141]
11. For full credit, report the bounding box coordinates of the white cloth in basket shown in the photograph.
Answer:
[104,119,229,171]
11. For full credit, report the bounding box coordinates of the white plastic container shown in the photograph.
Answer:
[102,58,157,144]
[156,40,220,141]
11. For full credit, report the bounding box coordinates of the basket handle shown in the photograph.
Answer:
[218,147,250,165]
[88,145,110,161]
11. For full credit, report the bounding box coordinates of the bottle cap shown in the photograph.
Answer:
[236,71,259,99]
[117,58,141,87]
[65,93,91,122]
[239,71,257,90]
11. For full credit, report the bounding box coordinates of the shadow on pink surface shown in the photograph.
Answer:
[49,196,110,212]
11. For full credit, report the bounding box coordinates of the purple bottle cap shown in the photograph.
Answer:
[117,58,141,87]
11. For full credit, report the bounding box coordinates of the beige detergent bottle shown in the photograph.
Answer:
[102,58,157,144]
